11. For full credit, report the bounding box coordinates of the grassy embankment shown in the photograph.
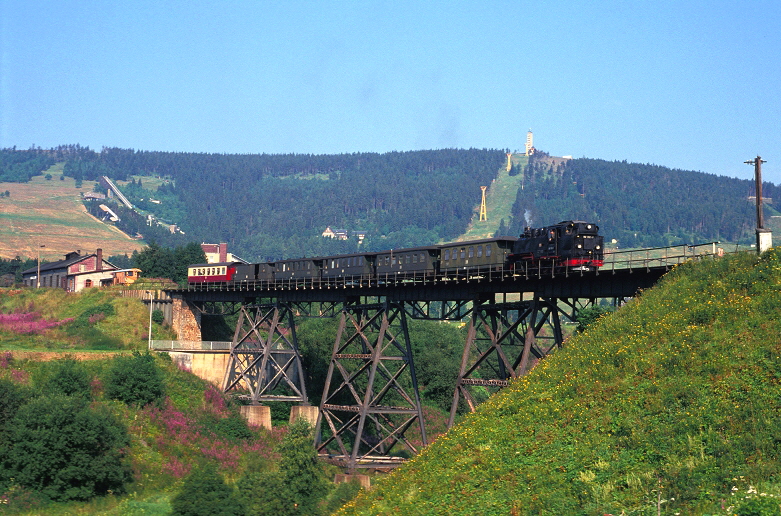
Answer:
[0,287,282,514]
[341,248,781,515]
[0,287,175,351]
[0,165,145,261]
[0,349,288,515]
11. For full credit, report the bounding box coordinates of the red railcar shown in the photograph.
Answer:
[187,262,238,283]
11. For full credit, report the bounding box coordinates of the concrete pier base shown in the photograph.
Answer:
[334,474,371,490]
[240,405,272,430]
[289,405,319,426]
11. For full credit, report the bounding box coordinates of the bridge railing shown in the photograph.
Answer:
[178,242,737,292]
[149,340,232,351]
[601,241,726,271]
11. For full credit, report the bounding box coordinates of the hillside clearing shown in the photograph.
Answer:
[0,167,145,260]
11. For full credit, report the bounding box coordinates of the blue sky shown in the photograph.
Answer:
[1,1,779,182]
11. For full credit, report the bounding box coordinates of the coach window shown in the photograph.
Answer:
[486,245,492,257]
[413,254,418,263]
[477,245,483,258]
[406,255,411,264]
[468,247,474,258]
[460,248,466,259]
[444,249,450,261]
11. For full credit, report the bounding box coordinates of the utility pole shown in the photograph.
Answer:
[36,245,45,288]
[745,156,771,253]
[147,290,154,349]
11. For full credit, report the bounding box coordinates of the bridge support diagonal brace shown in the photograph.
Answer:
[221,302,309,405]
[315,300,427,473]
[447,297,566,429]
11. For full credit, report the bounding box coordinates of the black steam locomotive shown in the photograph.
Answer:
[512,220,603,271]
[187,220,604,285]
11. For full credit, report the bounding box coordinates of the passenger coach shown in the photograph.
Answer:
[187,262,239,283]
[439,238,518,277]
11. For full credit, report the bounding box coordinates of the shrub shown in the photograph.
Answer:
[104,351,165,407]
[322,479,362,514]
[171,464,244,516]
[1,394,131,501]
[575,305,615,333]
[33,358,92,399]
[733,495,781,516]
[237,470,290,515]
[214,414,253,441]
[152,308,165,325]
[278,419,330,514]
[0,378,29,430]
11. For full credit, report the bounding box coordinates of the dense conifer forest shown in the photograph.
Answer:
[3,146,778,260]
[511,154,780,248]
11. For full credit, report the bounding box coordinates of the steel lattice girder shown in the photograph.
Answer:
[222,303,308,404]
[447,297,569,428]
[403,299,473,320]
[191,300,243,315]
[315,301,427,471]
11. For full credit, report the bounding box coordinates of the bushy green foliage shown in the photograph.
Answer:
[131,241,206,283]
[0,378,29,431]
[104,351,165,407]
[213,413,253,441]
[734,495,781,516]
[171,464,244,516]
[408,320,464,411]
[341,249,781,514]
[33,357,93,398]
[0,149,54,182]
[575,305,616,334]
[236,420,331,515]
[0,256,36,284]
[1,394,131,502]
[278,420,330,513]
[236,470,289,515]
[152,308,165,325]
[322,480,362,515]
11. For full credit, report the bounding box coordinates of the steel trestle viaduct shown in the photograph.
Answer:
[166,244,720,472]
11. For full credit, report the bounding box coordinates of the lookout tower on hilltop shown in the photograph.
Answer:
[525,129,535,156]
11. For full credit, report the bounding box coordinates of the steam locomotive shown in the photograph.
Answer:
[187,220,604,285]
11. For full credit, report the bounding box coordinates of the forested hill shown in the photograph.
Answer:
[2,146,778,260]
[509,155,781,248]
